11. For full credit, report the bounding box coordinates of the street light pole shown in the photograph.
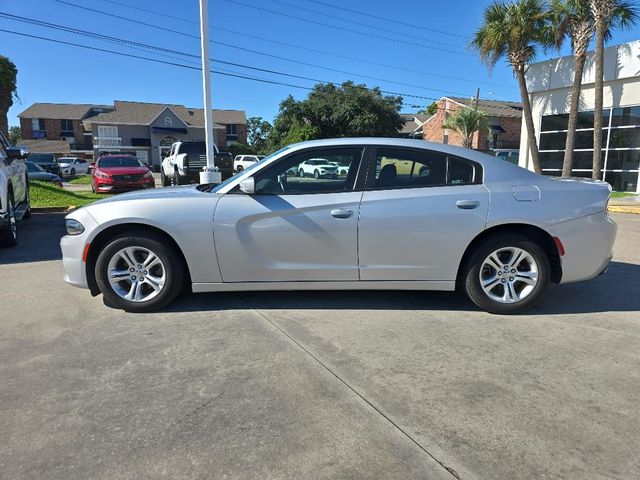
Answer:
[198,0,221,184]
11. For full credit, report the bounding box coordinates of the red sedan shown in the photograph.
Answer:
[91,155,155,194]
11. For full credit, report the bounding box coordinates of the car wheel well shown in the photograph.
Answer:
[456,223,562,287]
[85,223,191,296]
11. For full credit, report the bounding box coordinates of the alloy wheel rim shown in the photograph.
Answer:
[107,246,166,303]
[479,247,538,304]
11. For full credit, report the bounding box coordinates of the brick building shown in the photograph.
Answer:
[422,97,523,152]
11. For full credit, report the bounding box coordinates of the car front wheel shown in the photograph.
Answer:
[0,193,17,247]
[95,232,185,312]
[462,235,550,314]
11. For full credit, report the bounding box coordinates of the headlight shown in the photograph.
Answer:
[95,171,110,179]
[65,218,85,235]
[144,171,154,178]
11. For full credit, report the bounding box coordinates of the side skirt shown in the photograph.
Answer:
[192,280,456,293]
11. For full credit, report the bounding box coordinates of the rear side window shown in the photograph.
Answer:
[371,148,481,190]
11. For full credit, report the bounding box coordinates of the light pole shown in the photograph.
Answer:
[198,0,221,184]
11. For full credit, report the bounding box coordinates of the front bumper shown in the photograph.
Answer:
[548,211,617,284]
[60,209,99,290]
[95,181,155,193]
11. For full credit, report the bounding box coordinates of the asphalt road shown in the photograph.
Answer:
[1,213,639,480]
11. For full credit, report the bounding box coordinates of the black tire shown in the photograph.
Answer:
[161,170,171,187]
[236,165,244,172]
[173,169,181,186]
[95,231,186,312]
[70,168,76,176]
[298,169,304,177]
[314,170,320,179]
[462,234,550,314]
[0,193,18,247]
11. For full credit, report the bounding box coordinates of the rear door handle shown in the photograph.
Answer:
[331,208,353,219]
[456,200,480,210]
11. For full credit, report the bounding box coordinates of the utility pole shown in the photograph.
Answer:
[473,87,480,111]
[198,0,221,185]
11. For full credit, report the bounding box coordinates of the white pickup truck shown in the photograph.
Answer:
[161,141,233,186]
[0,131,30,247]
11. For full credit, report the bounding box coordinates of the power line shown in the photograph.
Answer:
[223,0,469,56]
[46,3,473,96]
[301,0,469,39]
[93,0,515,89]
[263,0,462,49]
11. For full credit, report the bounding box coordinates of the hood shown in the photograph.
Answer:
[98,166,150,175]
[88,185,213,206]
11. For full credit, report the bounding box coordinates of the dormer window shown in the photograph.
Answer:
[164,116,173,127]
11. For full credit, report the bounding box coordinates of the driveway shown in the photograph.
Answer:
[1,213,639,480]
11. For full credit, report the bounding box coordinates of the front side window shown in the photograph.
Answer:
[371,148,480,190]
[252,147,364,195]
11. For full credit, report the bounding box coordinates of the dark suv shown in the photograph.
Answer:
[28,153,61,176]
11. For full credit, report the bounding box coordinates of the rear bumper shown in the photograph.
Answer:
[547,211,617,284]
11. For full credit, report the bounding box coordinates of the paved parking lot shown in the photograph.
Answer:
[1,213,639,480]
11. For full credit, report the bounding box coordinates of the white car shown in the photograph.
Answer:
[0,131,30,247]
[298,158,339,178]
[61,138,616,314]
[234,155,264,172]
[58,157,90,176]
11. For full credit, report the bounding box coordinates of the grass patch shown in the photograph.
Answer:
[67,175,92,185]
[611,192,637,199]
[30,181,106,208]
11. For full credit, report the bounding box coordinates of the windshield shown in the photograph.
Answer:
[26,162,44,173]
[99,156,143,168]
[29,154,56,164]
[205,146,293,193]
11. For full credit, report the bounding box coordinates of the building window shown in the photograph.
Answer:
[539,107,640,192]
[226,124,237,135]
[164,116,173,127]
[31,118,45,138]
[60,119,74,135]
[443,133,449,145]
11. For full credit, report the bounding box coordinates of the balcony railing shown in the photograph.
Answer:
[94,137,122,148]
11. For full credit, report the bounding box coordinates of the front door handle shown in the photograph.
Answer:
[331,208,353,219]
[456,200,480,210]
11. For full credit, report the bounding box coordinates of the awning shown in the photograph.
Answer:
[152,126,188,134]
[491,124,506,133]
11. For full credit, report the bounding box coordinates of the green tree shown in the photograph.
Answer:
[589,0,637,180]
[246,116,272,154]
[268,82,403,150]
[418,102,438,116]
[8,125,21,145]
[472,0,554,174]
[0,56,18,137]
[549,0,594,177]
[228,143,257,158]
[442,108,490,148]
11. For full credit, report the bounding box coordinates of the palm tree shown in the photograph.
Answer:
[550,0,594,177]
[472,0,553,174]
[0,56,18,138]
[590,0,637,180]
[442,107,490,148]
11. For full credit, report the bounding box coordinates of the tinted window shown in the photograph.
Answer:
[180,142,206,154]
[26,162,43,173]
[29,154,56,164]
[371,148,479,189]
[98,156,142,168]
[611,106,640,127]
[252,148,363,194]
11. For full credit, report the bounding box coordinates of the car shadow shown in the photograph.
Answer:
[166,261,640,316]
[0,213,65,265]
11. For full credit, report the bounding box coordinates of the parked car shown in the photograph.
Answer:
[61,138,616,314]
[494,149,520,165]
[0,131,30,247]
[298,158,338,178]
[26,161,63,186]
[27,153,61,176]
[161,141,233,186]
[58,157,90,176]
[91,155,155,194]
[234,154,264,172]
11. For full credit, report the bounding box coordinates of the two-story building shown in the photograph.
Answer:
[421,97,523,152]
[18,100,248,165]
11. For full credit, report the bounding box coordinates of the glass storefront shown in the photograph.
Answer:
[539,105,640,192]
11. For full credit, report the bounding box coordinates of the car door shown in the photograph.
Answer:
[358,147,489,281]
[214,146,367,282]
[0,134,25,204]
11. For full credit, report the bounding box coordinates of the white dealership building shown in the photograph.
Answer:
[519,40,640,193]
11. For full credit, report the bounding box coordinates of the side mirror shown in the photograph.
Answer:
[6,147,28,161]
[239,177,255,194]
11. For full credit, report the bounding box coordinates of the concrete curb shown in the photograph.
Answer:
[608,206,640,214]
[31,206,76,214]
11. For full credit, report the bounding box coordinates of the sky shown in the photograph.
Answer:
[2,0,639,128]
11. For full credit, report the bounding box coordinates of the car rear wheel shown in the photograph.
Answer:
[236,165,244,172]
[462,235,550,314]
[0,193,18,247]
[172,169,181,186]
[95,232,185,312]
[161,170,171,187]
[314,170,320,179]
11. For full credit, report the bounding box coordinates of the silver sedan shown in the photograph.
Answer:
[61,138,616,314]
